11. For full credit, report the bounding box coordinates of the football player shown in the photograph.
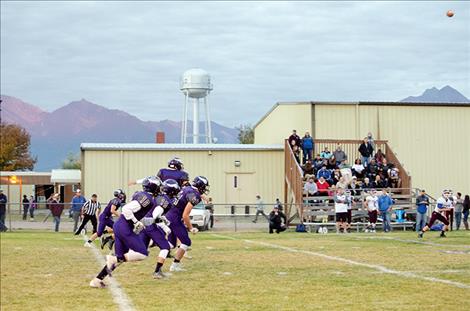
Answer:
[364,189,378,233]
[129,157,189,188]
[334,187,349,233]
[418,190,452,238]
[89,176,163,288]
[166,176,209,272]
[139,179,180,279]
[84,189,125,248]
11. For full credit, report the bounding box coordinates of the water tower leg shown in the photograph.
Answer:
[181,93,187,143]
[193,98,199,144]
[204,96,212,143]
[183,94,189,143]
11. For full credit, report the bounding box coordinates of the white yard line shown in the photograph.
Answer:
[83,236,136,311]
[353,236,470,248]
[211,234,470,290]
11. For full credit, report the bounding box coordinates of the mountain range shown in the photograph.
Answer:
[0,95,239,170]
[400,85,469,103]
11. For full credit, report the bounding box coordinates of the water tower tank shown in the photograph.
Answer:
[180,68,213,98]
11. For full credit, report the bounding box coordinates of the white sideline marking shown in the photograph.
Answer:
[354,236,470,248]
[83,236,136,311]
[211,234,470,290]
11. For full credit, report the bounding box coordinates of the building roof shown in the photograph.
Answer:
[81,143,284,151]
[51,169,81,184]
[254,101,470,129]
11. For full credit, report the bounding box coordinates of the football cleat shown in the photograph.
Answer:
[108,239,115,250]
[418,231,424,238]
[89,278,106,288]
[440,231,446,238]
[153,271,170,279]
[169,262,186,272]
[84,241,92,248]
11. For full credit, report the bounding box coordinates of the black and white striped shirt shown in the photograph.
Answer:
[82,200,101,216]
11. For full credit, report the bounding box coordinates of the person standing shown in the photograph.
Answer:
[415,189,430,232]
[74,194,101,236]
[71,189,86,233]
[274,198,283,212]
[0,189,8,232]
[22,195,30,220]
[268,206,287,234]
[288,130,302,149]
[454,192,464,230]
[301,132,314,164]
[463,195,469,230]
[378,189,394,232]
[252,195,268,223]
[364,189,378,233]
[49,193,63,232]
[358,138,373,167]
[334,188,348,234]
[29,195,37,221]
[205,197,214,229]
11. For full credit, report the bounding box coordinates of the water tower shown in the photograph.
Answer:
[180,68,213,144]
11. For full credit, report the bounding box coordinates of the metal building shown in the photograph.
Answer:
[80,144,283,212]
[254,101,470,197]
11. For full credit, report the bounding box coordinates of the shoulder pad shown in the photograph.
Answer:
[186,191,200,206]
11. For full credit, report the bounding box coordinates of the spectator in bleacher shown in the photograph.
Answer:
[313,154,324,172]
[326,156,336,170]
[362,177,373,190]
[374,149,386,164]
[378,189,394,232]
[348,176,362,196]
[463,195,469,230]
[372,175,386,189]
[379,158,392,179]
[303,177,318,197]
[358,138,373,167]
[388,166,400,188]
[316,165,331,182]
[288,130,302,149]
[301,132,314,164]
[268,206,286,234]
[336,176,348,190]
[416,189,430,232]
[320,146,332,160]
[293,144,302,164]
[333,145,347,165]
[366,158,380,181]
[334,187,348,233]
[339,160,353,184]
[331,168,342,186]
[352,158,365,179]
[302,160,315,176]
[316,177,330,196]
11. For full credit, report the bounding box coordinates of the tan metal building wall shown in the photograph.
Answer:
[254,103,312,145]
[254,102,470,197]
[81,144,284,213]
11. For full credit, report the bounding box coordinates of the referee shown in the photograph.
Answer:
[74,194,101,236]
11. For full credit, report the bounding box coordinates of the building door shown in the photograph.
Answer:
[225,173,256,205]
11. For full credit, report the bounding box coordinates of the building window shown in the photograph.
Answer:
[233,176,238,188]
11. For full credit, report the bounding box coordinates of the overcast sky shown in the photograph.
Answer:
[1,1,469,127]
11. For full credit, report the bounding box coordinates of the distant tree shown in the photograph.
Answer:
[62,152,81,169]
[0,122,37,171]
[237,124,254,144]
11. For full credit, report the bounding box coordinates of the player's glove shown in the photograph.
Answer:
[133,220,145,234]
[157,222,172,235]
[190,227,199,234]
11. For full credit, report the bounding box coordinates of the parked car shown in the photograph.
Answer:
[190,202,211,231]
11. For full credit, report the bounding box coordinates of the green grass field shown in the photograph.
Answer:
[1,230,469,311]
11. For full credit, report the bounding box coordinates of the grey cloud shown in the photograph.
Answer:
[1,1,469,127]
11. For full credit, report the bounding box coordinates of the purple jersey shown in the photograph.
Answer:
[144,194,173,218]
[166,187,201,222]
[157,168,189,187]
[128,191,157,221]
[101,198,122,219]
